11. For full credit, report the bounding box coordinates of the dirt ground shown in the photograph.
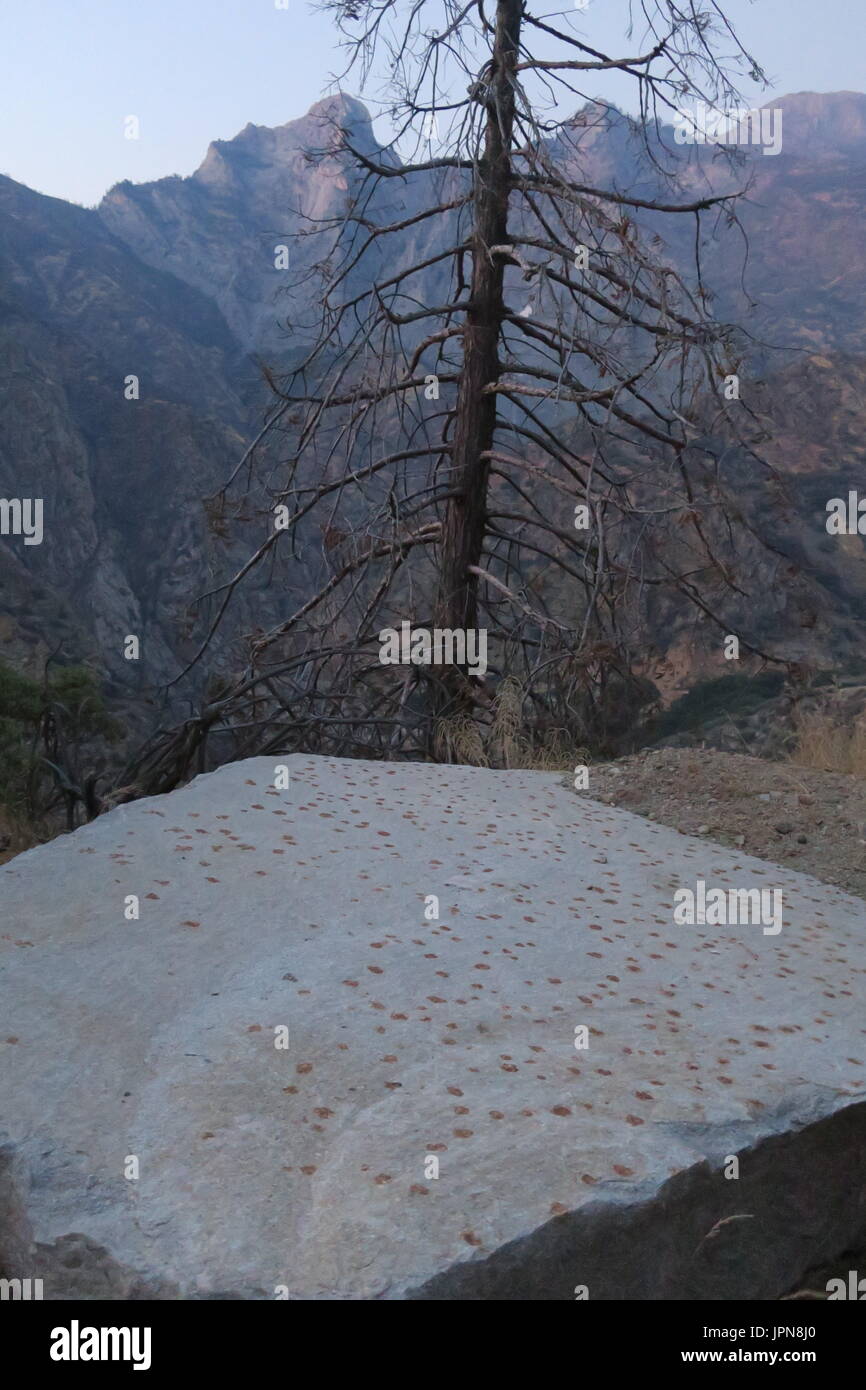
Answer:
[574,747,866,902]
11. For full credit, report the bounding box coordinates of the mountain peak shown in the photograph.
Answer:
[304,92,372,127]
[193,93,375,190]
[771,90,866,154]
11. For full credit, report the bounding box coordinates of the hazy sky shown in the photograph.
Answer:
[0,0,861,207]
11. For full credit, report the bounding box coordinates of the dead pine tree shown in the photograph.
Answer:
[129,0,788,787]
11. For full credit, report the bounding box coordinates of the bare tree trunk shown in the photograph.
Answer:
[433,0,522,707]
[122,1,781,781]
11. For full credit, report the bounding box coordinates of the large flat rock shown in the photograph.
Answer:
[1,755,865,1299]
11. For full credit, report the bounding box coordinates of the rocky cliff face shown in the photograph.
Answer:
[665,91,866,362]
[2,91,865,734]
[98,95,393,355]
[0,174,265,711]
[0,93,444,730]
[99,91,866,363]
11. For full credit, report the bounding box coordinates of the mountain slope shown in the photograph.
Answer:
[2,91,865,734]
[98,94,393,355]
[0,174,262,706]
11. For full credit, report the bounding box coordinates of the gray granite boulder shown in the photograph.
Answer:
[1,756,864,1298]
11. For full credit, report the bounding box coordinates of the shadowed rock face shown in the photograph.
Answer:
[1,755,864,1299]
[0,95,416,705]
[0,172,257,701]
[98,94,393,354]
[100,90,866,363]
[3,90,866,710]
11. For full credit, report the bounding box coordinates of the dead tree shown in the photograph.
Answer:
[125,0,787,786]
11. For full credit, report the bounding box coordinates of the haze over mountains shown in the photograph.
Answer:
[1,90,865,728]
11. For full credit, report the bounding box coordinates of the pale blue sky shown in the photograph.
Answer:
[0,0,861,207]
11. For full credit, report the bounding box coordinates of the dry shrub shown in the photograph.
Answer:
[789,711,866,777]
[488,677,589,771]
[0,805,42,866]
[434,714,489,767]
[489,676,527,769]
[436,678,593,771]
[532,733,589,772]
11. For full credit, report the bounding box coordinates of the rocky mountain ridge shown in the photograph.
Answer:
[1,89,864,737]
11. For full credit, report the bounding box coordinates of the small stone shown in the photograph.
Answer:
[697,825,709,835]
[734,834,746,848]
[774,822,793,836]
